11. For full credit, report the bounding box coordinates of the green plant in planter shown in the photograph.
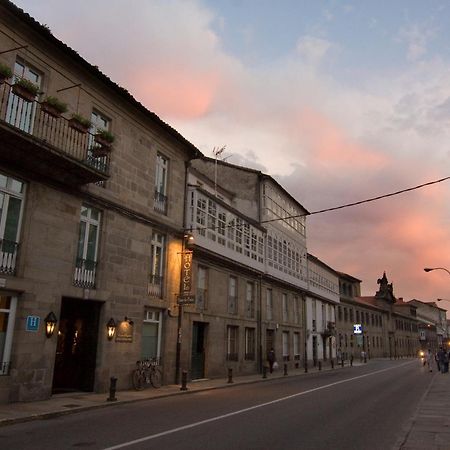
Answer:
[0,62,13,81]
[69,113,92,133]
[95,129,115,144]
[42,96,68,114]
[14,77,40,97]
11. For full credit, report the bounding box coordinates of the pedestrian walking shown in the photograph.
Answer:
[425,349,433,372]
[444,351,449,373]
[268,348,276,374]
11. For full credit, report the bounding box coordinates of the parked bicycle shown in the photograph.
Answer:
[132,358,162,390]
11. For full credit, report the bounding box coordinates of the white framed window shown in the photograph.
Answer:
[266,289,273,321]
[74,205,100,288]
[7,60,41,133]
[282,331,289,360]
[141,308,162,361]
[149,232,165,298]
[0,173,25,274]
[293,332,300,359]
[282,293,288,322]
[228,276,237,314]
[154,154,169,214]
[246,282,255,318]
[0,295,17,375]
[196,266,208,309]
[245,327,255,360]
[293,296,300,324]
[226,325,238,361]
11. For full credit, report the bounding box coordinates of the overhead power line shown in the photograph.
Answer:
[261,175,450,224]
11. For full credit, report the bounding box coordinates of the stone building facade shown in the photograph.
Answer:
[336,272,420,359]
[0,1,201,403]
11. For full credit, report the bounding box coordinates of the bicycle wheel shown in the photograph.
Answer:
[150,368,162,388]
[132,370,145,390]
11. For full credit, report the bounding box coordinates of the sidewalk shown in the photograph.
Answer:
[0,361,350,427]
[396,370,450,450]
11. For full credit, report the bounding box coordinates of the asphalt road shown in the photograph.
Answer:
[0,359,433,450]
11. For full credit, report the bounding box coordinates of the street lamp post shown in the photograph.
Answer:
[424,267,450,276]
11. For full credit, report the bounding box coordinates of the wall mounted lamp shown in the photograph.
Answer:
[184,233,195,250]
[44,312,57,338]
[107,318,116,340]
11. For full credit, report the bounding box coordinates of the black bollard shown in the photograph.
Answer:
[364,355,367,363]
[180,370,188,391]
[305,361,308,373]
[227,368,233,384]
[331,360,334,369]
[350,355,353,367]
[318,361,322,371]
[284,363,288,376]
[107,376,117,402]
[262,366,267,379]
[341,358,344,368]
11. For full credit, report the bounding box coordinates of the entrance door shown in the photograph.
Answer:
[52,298,101,393]
[266,329,274,354]
[191,322,207,379]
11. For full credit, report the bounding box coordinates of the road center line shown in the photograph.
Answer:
[103,361,414,450]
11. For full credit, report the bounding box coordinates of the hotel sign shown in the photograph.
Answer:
[353,324,363,335]
[178,250,195,305]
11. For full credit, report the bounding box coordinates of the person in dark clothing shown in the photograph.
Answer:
[268,348,276,373]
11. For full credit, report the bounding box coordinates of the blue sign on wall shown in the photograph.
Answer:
[26,315,40,332]
[353,323,363,335]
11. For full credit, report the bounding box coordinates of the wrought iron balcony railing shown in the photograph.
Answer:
[154,190,168,215]
[0,361,11,376]
[0,81,110,180]
[73,258,97,288]
[0,239,18,275]
[148,274,163,298]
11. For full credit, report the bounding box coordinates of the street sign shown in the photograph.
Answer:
[26,315,40,332]
[353,323,363,334]
[178,295,196,305]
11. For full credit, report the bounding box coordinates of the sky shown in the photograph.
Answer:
[12,0,450,308]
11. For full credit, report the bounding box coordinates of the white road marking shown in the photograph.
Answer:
[103,361,414,450]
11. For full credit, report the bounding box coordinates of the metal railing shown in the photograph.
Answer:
[0,361,10,376]
[0,81,110,176]
[153,190,168,215]
[73,258,97,288]
[148,274,163,298]
[0,239,18,274]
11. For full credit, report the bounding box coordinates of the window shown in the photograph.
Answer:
[0,295,17,375]
[246,282,255,318]
[322,304,326,329]
[7,60,41,133]
[245,328,255,360]
[141,308,162,361]
[88,111,111,173]
[344,308,348,322]
[293,296,300,324]
[293,332,300,360]
[228,276,237,314]
[282,331,289,361]
[149,232,165,298]
[266,289,273,320]
[226,326,238,361]
[0,173,25,274]
[350,309,354,322]
[154,154,169,214]
[197,266,208,309]
[74,205,100,288]
[282,293,288,322]
[338,306,342,321]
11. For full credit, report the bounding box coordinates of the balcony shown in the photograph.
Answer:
[154,190,168,215]
[0,82,110,185]
[148,274,163,298]
[0,239,18,274]
[73,258,97,288]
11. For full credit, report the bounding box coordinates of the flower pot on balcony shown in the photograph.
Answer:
[40,96,67,118]
[95,130,115,147]
[69,114,91,134]
[12,78,39,102]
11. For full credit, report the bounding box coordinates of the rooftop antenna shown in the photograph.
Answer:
[212,146,226,197]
